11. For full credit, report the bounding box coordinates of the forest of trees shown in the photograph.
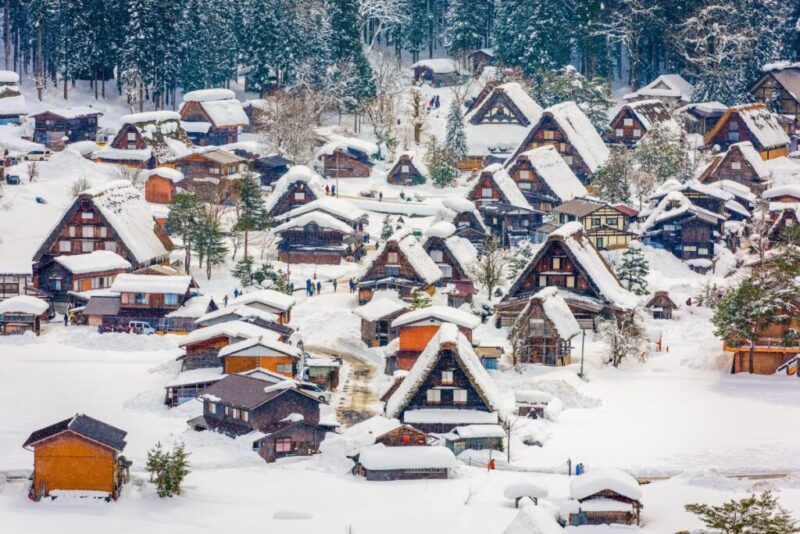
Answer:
[1,0,798,109]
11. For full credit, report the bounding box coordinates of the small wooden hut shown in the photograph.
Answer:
[644,291,678,319]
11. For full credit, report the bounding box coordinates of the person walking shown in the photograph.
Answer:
[223,295,229,307]
[316,281,322,295]
[306,278,312,296]
[325,184,330,196]
[332,279,338,292]
[331,185,336,196]
[379,191,383,202]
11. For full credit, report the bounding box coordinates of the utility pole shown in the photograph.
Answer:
[579,329,586,379]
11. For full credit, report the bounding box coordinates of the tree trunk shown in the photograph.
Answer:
[3,0,9,70]
[748,343,755,374]
[244,230,249,260]
[184,245,191,274]
[63,78,68,100]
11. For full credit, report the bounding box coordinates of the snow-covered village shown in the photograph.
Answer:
[1,1,800,533]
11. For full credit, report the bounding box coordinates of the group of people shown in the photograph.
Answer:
[324,184,336,196]
[428,95,441,109]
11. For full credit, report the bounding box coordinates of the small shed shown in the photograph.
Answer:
[303,355,341,390]
[468,49,495,75]
[144,167,184,204]
[354,444,457,481]
[412,59,461,87]
[317,137,377,178]
[644,290,678,320]
[564,468,643,526]
[443,424,505,455]
[514,390,554,418]
[374,423,432,446]
[353,290,410,347]
[386,152,427,186]
[23,414,130,500]
[254,154,292,187]
[0,295,49,335]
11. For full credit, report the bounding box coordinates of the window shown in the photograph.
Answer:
[224,406,230,416]
[134,292,148,304]
[563,155,573,165]
[453,389,467,403]
[566,275,575,288]
[104,241,116,252]
[80,212,93,220]
[59,241,71,252]
[559,143,568,152]
[276,438,292,453]
[538,275,547,287]
[426,389,441,403]
[82,225,94,238]
[518,182,531,190]
[518,170,530,180]
[623,118,633,127]
[728,130,739,142]
[387,252,398,264]
[552,257,561,270]
[731,161,741,170]
[615,129,624,137]
[592,217,601,226]
[0,282,19,294]
[441,370,453,384]
[210,167,220,175]
[164,293,179,306]
[232,408,241,419]
[49,278,62,291]
[386,265,400,276]
[242,411,249,422]
[277,363,293,374]
[401,165,410,173]
[127,132,136,141]
[439,264,453,278]
[683,245,697,252]
[698,247,709,255]
[633,129,641,137]
[99,227,107,238]
[294,192,305,201]
[663,224,676,231]
[606,217,618,227]
[82,241,94,252]
[543,130,554,140]
[208,402,217,414]
[68,226,76,237]
[429,249,443,262]
[481,187,493,198]
[595,237,604,248]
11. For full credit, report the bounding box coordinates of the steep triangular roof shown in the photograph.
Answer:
[510,146,588,202]
[704,103,790,150]
[264,165,326,215]
[423,222,478,276]
[465,82,543,127]
[620,99,680,131]
[517,287,581,340]
[625,74,693,102]
[697,141,771,184]
[469,164,532,210]
[385,323,504,419]
[359,228,442,286]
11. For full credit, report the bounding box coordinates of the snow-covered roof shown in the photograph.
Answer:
[624,99,680,131]
[195,304,278,325]
[361,228,443,285]
[342,415,402,446]
[385,323,504,419]
[79,180,170,264]
[232,289,296,312]
[179,320,281,347]
[476,164,532,210]
[273,210,354,234]
[357,444,457,470]
[763,184,800,200]
[218,334,298,359]
[514,146,588,202]
[640,191,725,232]
[108,111,193,163]
[569,468,642,501]
[403,408,499,425]
[411,58,458,74]
[0,70,19,84]
[709,104,790,150]
[165,367,223,388]
[110,273,191,294]
[393,151,429,178]
[450,424,505,439]
[0,259,33,275]
[182,88,236,102]
[274,197,366,225]
[501,504,562,534]
[514,390,554,406]
[352,290,409,322]
[182,89,249,127]
[625,74,693,102]
[165,295,214,318]
[546,223,638,310]
[0,295,48,315]
[443,196,478,214]
[707,180,757,204]
[0,92,25,116]
[391,305,481,330]
[426,221,457,239]
[144,167,184,183]
[527,286,581,340]
[544,102,609,173]
[444,235,478,272]
[93,147,152,162]
[465,82,543,126]
[32,106,101,120]
[317,134,378,158]
[54,251,131,275]
[264,165,326,213]
[122,111,181,124]
[466,122,530,157]
[726,142,771,180]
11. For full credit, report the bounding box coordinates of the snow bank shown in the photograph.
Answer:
[503,481,549,500]
[0,295,48,315]
[357,444,457,470]
[501,505,562,534]
[391,305,481,330]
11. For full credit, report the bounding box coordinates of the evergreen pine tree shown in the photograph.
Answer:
[380,215,394,240]
[232,256,256,287]
[329,0,375,107]
[168,444,190,496]
[591,146,633,204]
[410,288,432,309]
[529,66,614,132]
[168,192,205,274]
[403,0,429,62]
[195,210,228,280]
[445,0,487,64]
[616,242,649,296]
[685,491,799,534]
[444,98,467,162]
[424,135,457,188]
[234,173,269,260]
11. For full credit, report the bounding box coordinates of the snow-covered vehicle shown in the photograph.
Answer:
[23,148,51,161]
[298,381,331,403]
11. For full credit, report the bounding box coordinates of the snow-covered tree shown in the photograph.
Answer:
[255,92,321,164]
[406,87,429,144]
[684,491,799,534]
[424,135,457,188]
[528,66,614,132]
[168,192,205,274]
[632,122,693,202]
[330,0,376,106]
[598,312,647,367]
[508,240,536,279]
[616,242,649,295]
[358,0,409,50]
[590,146,633,204]
[444,98,467,162]
[469,237,508,298]
[234,173,270,260]
[445,0,487,64]
[195,209,228,280]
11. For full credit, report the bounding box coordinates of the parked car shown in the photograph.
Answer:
[298,381,331,403]
[128,321,155,335]
[24,148,51,161]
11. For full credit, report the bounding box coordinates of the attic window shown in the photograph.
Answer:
[426,389,441,403]
[481,188,492,198]
[401,165,410,173]
[387,252,398,264]
[731,161,741,170]
[453,389,467,403]
[633,129,641,137]
[80,212,93,220]
[518,170,530,180]
[543,130,555,140]
[430,249,444,262]
[623,118,633,126]
[441,370,453,384]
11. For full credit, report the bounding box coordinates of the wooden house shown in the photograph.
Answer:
[0,260,34,303]
[697,141,772,193]
[725,316,800,375]
[411,59,460,87]
[675,102,727,136]
[439,197,490,247]
[767,202,800,244]
[703,103,790,158]
[468,49,495,75]
[495,222,638,328]
[32,180,172,272]
[384,323,504,433]
[0,295,49,335]
[387,306,482,373]
[353,290,410,348]
[374,424,431,447]
[639,191,725,260]
[264,165,326,218]
[253,154,291,187]
[386,152,427,185]
[35,251,130,303]
[219,334,299,376]
[317,137,376,178]
[273,197,368,235]
[514,390,554,419]
[0,70,25,124]
[179,320,285,370]
[23,414,129,501]
[194,305,294,342]
[188,374,330,463]
[607,99,680,147]
[467,164,542,246]
[649,180,751,221]
[552,198,633,250]
[512,287,581,366]
[356,228,443,304]
[144,167,184,204]
[443,424,505,454]
[763,184,800,204]
[505,146,588,211]
[302,355,341,391]
[563,468,643,526]
[174,148,248,203]
[94,111,193,169]
[354,445,457,481]
[32,107,101,149]
[623,73,693,109]
[751,63,800,131]
[506,101,609,182]
[164,366,225,407]
[461,82,543,170]
[644,290,678,319]
[230,289,296,324]
[179,88,249,146]
[463,68,499,114]
[422,222,478,283]
[274,210,359,265]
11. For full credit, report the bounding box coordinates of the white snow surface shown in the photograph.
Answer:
[54,251,131,275]
[274,197,366,224]
[625,74,693,102]
[232,289,296,312]
[182,89,236,103]
[569,468,642,501]
[273,211,354,235]
[0,295,48,315]
[411,58,459,74]
[144,167,184,182]
[502,505,562,534]
[352,290,409,322]
[217,334,298,358]
[110,273,191,295]
[357,444,457,470]
[391,305,481,329]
